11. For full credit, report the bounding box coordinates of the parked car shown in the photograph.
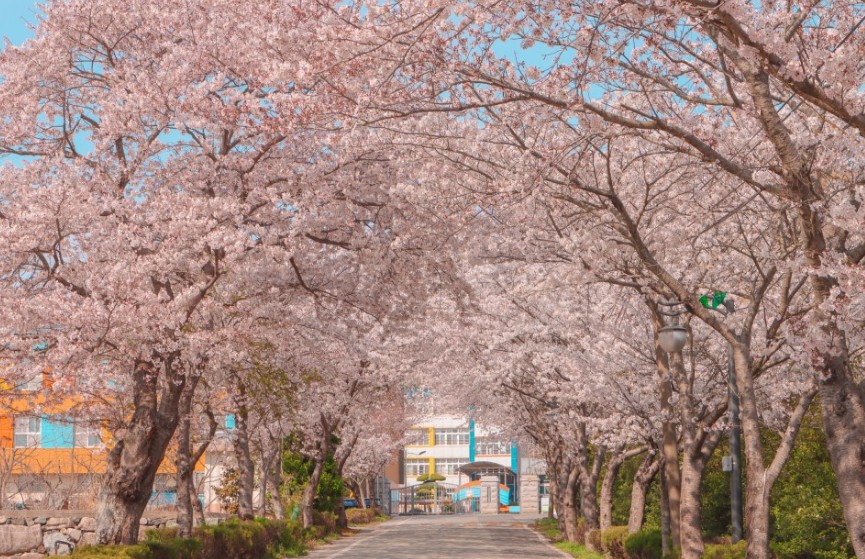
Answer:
[364,498,382,508]
[343,498,359,509]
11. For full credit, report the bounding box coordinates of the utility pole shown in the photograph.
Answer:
[728,332,743,542]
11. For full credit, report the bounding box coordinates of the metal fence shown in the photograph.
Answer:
[391,482,481,515]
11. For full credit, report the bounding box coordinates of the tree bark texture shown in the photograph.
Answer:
[678,432,722,559]
[232,384,255,521]
[301,455,326,529]
[730,343,772,559]
[175,402,195,538]
[96,358,197,545]
[601,448,645,531]
[561,463,581,543]
[266,448,285,519]
[576,424,604,536]
[628,453,660,534]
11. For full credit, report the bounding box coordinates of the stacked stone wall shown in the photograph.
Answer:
[0,512,217,558]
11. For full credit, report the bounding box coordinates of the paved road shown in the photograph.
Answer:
[303,514,567,559]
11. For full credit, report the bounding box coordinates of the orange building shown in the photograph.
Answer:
[0,368,205,510]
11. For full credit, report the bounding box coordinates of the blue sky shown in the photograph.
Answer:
[1,0,41,47]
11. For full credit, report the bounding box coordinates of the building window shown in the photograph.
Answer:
[434,458,466,475]
[405,429,429,446]
[434,428,469,446]
[476,440,512,455]
[405,459,429,476]
[13,416,41,448]
[74,423,102,448]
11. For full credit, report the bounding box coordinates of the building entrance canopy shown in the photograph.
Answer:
[457,461,516,478]
[457,461,518,506]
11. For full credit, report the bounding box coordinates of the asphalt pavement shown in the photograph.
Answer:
[302,514,568,559]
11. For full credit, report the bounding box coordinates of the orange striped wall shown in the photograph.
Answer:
[0,416,12,448]
[0,447,205,475]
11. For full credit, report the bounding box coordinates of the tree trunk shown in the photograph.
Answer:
[561,464,581,543]
[335,491,348,530]
[232,382,255,521]
[599,450,618,531]
[808,278,865,558]
[820,379,865,558]
[96,359,194,544]
[679,433,722,559]
[353,480,367,509]
[189,407,217,527]
[266,449,285,519]
[601,448,642,531]
[577,427,603,535]
[259,467,268,518]
[730,344,771,559]
[628,453,659,534]
[301,455,326,529]
[175,402,195,538]
[660,382,682,550]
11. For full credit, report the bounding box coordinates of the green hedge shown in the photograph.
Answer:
[624,528,662,559]
[600,527,630,559]
[701,541,746,559]
[71,518,307,559]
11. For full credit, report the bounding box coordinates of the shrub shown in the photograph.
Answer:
[702,541,746,559]
[304,525,327,541]
[624,528,662,559]
[72,546,144,559]
[74,519,307,559]
[416,472,446,482]
[312,510,337,533]
[346,507,376,524]
[587,529,602,551]
[600,527,629,559]
[138,538,201,559]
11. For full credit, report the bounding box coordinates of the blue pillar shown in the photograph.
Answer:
[468,420,476,462]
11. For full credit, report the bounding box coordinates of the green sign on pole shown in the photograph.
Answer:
[700,291,727,310]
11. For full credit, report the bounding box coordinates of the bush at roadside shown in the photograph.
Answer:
[346,507,379,525]
[624,528,662,559]
[71,518,308,559]
[600,527,629,559]
[701,541,746,559]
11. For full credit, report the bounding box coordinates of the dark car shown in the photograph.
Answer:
[343,498,359,509]
[364,498,382,508]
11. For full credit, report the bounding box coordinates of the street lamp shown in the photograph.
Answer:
[657,300,689,353]
[658,324,688,353]
[657,296,743,544]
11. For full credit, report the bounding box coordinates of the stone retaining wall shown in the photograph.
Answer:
[0,514,189,558]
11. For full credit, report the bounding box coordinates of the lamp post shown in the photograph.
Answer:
[658,297,742,544]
